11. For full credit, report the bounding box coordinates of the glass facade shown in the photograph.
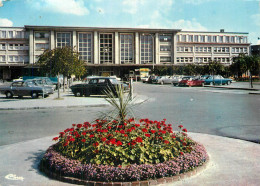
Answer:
[100,33,113,64]
[140,34,153,64]
[79,33,92,63]
[56,33,71,48]
[120,34,133,64]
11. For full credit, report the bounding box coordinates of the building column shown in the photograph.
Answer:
[94,31,99,64]
[135,32,139,65]
[50,31,55,50]
[72,31,77,50]
[114,32,119,65]
[29,30,34,64]
[155,33,160,65]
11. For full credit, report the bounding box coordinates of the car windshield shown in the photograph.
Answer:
[182,77,191,80]
[110,78,118,84]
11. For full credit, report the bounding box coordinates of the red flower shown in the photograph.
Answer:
[145,134,151,137]
[124,122,127,126]
[142,128,148,133]
[63,142,68,146]
[116,141,123,146]
[180,152,184,155]
[161,130,166,134]
[150,130,156,134]
[72,124,76,127]
[124,134,128,137]
[101,137,107,142]
[115,130,119,133]
[93,142,99,147]
[178,125,183,128]
[131,127,136,130]
[52,137,59,141]
[108,126,112,130]
[120,130,125,134]
[159,137,163,140]
[77,124,82,128]
[110,138,116,145]
[82,132,87,136]
[183,142,187,146]
[136,137,143,143]
[89,134,94,138]
[164,140,169,144]
[182,128,187,132]
[135,124,140,127]
[127,129,132,133]
[172,135,176,139]
[81,139,86,142]
[69,138,75,142]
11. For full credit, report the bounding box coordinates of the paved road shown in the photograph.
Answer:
[0,82,259,146]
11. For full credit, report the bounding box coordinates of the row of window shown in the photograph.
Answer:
[0,43,29,50]
[0,30,25,39]
[177,46,248,53]
[0,55,29,62]
[176,57,231,63]
[177,34,248,44]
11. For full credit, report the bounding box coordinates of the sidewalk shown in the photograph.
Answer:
[0,133,259,186]
[0,90,147,110]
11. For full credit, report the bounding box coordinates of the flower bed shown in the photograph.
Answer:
[40,118,208,182]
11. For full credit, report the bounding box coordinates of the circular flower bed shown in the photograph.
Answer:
[40,118,208,182]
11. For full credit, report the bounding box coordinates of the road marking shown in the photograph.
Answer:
[5,174,24,181]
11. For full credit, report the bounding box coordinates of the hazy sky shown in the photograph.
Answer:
[0,0,259,44]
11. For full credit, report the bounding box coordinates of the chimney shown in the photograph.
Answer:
[220,29,225,33]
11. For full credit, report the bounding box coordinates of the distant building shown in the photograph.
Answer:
[0,26,250,80]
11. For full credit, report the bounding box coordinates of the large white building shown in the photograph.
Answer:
[0,25,250,80]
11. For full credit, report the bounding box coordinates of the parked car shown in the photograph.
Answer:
[186,77,205,87]
[70,77,126,97]
[141,76,149,83]
[157,76,173,84]
[0,81,49,98]
[34,77,56,90]
[25,79,54,94]
[171,75,184,86]
[178,76,193,87]
[147,75,159,84]
[203,75,232,85]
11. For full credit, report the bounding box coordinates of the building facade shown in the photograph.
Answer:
[0,26,250,80]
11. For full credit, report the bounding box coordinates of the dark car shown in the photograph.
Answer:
[70,77,123,97]
[0,81,49,98]
[203,75,232,85]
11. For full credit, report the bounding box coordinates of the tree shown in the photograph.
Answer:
[37,46,86,92]
[232,54,260,88]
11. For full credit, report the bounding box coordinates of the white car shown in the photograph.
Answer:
[171,75,184,86]
[141,76,149,83]
[157,76,173,84]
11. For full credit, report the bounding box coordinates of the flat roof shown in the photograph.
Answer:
[179,30,249,35]
[24,25,181,33]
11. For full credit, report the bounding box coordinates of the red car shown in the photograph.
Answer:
[178,76,205,87]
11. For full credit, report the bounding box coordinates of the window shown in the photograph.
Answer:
[225,36,230,43]
[140,34,153,64]
[79,33,92,63]
[160,45,171,51]
[16,31,22,38]
[176,35,180,42]
[194,35,198,42]
[0,43,5,50]
[120,34,133,64]
[14,44,19,50]
[200,35,205,42]
[243,37,248,43]
[35,43,49,50]
[181,35,186,42]
[0,55,6,62]
[188,35,193,42]
[219,36,223,43]
[207,36,212,42]
[35,32,49,39]
[9,44,13,50]
[213,36,217,42]
[9,56,13,62]
[159,34,172,42]
[160,56,171,62]
[56,33,71,48]
[8,31,13,38]
[238,37,243,43]
[231,36,235,43]
[1,31,6,38]
[100,33,113,64]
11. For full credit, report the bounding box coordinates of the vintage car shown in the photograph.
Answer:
[25,79,54,94]
[203,75,232,85]
[0,81,49,98]
[156,76,173,84]
[178,76,205,87]
[70,77,126,97]
[171,75,184,86]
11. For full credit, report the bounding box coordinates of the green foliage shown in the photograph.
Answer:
[37,46,86,78]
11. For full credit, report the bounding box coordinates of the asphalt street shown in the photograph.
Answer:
[0,82,259,146]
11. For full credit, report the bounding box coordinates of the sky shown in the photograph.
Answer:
[0,0,259,44]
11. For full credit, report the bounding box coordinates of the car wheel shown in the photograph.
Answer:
[201,83,205,87]
[31,92,38,99]
[173,83,177,86]
[5,91,13,98]
[210,82,214,86]
[75,91,82,97]
[227,81,231,85]
[161,81,164,85]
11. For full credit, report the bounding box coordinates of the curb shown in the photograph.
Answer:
[40,159,210,186]
[204,86,259,91]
